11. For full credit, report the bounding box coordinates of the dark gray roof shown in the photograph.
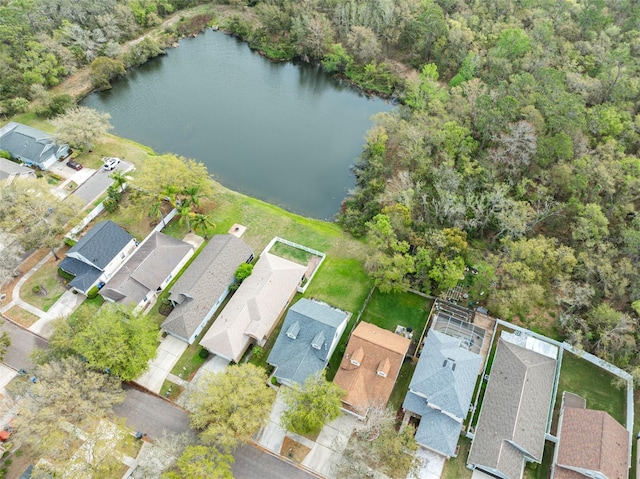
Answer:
[0,122,68,168]
[100,232,193,305]
[405,330,482,419]
[467,337,557,479]
[58,256,102,292]
[161,234,253,341]
[66,220,134,270]
[267,298,349,385]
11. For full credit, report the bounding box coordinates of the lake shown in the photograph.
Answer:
[82,30,393,220]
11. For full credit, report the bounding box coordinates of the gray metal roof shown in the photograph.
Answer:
[467,337,557,479]
[161,234,253,341]
[66,220,134,270]
[267,298,349,385]
[100,232,193,305]
[0,122,68,168]
[406,330,482,419]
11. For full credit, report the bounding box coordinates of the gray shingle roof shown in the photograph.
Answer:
[467,337,557,479]
[267,298,349,385]
[66,220,133,270]
[0,122,68,168]
[100,232,193,306]
[0,157,34,177]
[58,256,102,292]
[59,221,133,292]
[414,406,463,457]
[161,234,253,341]
[405,330,482,419]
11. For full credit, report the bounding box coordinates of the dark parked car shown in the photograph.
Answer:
[66,160,83,170]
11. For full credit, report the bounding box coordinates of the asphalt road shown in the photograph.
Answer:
[114,384,190,438]
[233,444,318,479]
[0,318,47,372]
[72,159,132,204]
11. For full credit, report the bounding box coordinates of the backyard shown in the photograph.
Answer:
[554,350,626,426]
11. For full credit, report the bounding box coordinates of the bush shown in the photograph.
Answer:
[198,347,209,359]
[235,263,254,282]
[252,346,264,360]
[31,284,41,294]
[58,268,75,282]
[0,150,10,160]
[87,285,100,299]
[64,238,77,247]
[270,376,278,385]
[103,197,119,213]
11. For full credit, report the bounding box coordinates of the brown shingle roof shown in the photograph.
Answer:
[333,322,410,416]
[555,407,629,479]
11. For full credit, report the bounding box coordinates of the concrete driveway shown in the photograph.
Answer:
[411,448,446,479]
[135,335,188,394]
[72,159,133,205]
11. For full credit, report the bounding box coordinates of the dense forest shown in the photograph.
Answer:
[1,0,640,378]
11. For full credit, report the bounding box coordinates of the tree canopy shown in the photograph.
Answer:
[46,303,159,381]
[280,372,344,436]
[54,106,113,151]
[12,357,128,477]
[0,177,82,260]
[189,363,275,452]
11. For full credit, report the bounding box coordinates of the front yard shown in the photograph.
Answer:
[21,256,68,312]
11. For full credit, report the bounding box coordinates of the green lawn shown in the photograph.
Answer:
[359,289,430,335]
[269,241,317,265]
[69,295,105,321]
[441,436,472,479]
[388,360,416,412]
[21,257,68,312]
[170,344,208,379]
[555,350,626,425]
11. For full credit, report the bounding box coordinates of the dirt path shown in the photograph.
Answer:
[52,7,209,100]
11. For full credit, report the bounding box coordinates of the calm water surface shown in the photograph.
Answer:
[82,30,393,220]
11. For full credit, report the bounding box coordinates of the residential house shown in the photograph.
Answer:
[402,330,482,458]
[0,157,35,185]
[58,221,137,295]
[467,333,558,479]
[0,122,69,170]
[333,321,411,419]
[99,232,194,313]
[200,252,306,363]
[161,234,253,344]
[553,396,629,479]
[267,298,350,387]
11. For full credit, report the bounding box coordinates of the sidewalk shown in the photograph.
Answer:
[30,289,86,338]
[0,252,53,320]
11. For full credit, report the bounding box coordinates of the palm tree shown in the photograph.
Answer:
[109,170,127,193]
[181,185,202,212]
[177,201,194,232]
[191,213,215,238]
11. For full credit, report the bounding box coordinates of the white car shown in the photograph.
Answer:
[102,157,121,171]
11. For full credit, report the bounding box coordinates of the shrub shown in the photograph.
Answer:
[0,150,10,160]
[103,197,119,213]
[64,238,77,247]
[31,284,41,294]
[58,268,75,281]
[198,347,209,359]
[235,263,254,282]
[252,346,264,360]
[87,285,100,299]
[270,376,278,385]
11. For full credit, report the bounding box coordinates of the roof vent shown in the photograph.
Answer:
[286,321,300,340]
